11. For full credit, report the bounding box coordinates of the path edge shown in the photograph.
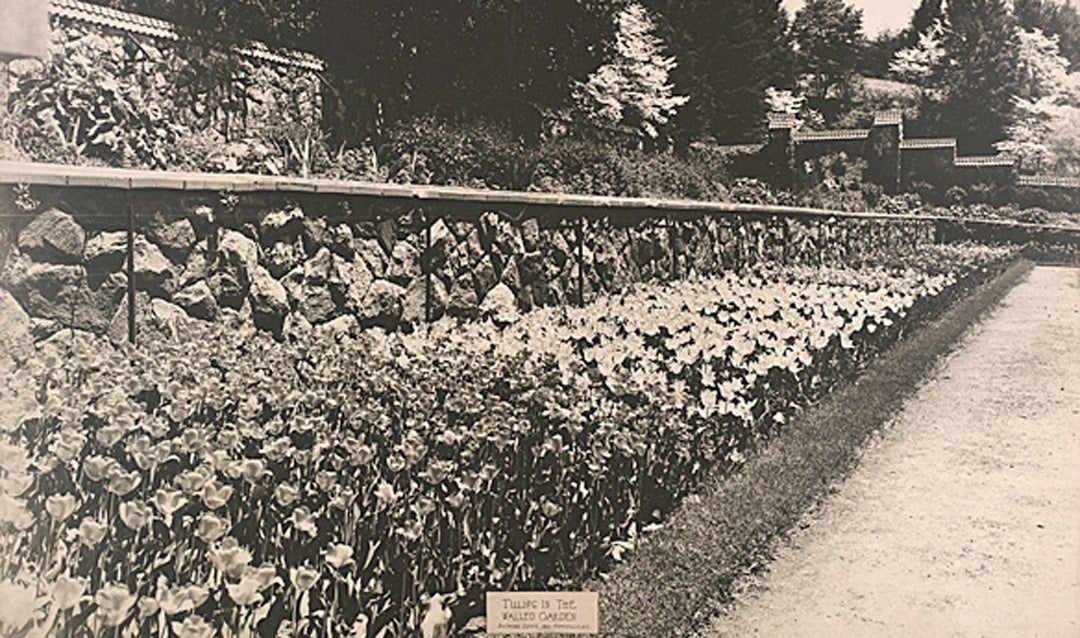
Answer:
[590,258,1036,638]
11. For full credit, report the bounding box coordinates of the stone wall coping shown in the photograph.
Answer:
[792,129,871,142]
[1017,175,1080,188]
[900,138,957,150]
[4,161,1080,236]
[954,155,1017,168]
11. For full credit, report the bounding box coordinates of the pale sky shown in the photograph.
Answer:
[782,0,923,36]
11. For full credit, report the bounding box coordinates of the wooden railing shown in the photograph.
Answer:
[2,161,1080,236]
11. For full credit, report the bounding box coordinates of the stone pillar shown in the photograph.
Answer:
[764,112,797,192]
[0,0,50,61]
[867,110,902,195]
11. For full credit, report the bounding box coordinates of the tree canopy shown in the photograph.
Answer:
[641,0,791,143]
[791,0,865,124]
[102,0,1062,156]
[573,3,689,140]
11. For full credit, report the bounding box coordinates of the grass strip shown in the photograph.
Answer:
[590,258,1034,638]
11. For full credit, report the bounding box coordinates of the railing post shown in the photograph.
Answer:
[126,194,136,345]
[780,216,789,265]
[736,215,745,270]
[577,213,585,307]
[665,214,673,280]
[424,208,432,324]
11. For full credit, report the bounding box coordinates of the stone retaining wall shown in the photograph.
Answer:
[0,185,936,346]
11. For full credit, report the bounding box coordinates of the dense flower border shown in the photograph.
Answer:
[0,243,1016,636]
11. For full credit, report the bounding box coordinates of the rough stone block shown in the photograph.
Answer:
[18,208,85,264]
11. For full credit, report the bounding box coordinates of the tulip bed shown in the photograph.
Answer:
[0,243,1015,637]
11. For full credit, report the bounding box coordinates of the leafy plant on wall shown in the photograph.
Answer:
[9,26,187,168]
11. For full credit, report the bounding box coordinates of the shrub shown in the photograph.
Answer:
[377,115,731,200]
[728,177,783,205]
[529,138,629,196]
[8,32,188,168]
[878,192,925,215]
[380,115,533,189]
[791,153,874,212]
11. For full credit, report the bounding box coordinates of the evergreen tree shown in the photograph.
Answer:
[641,0,791,143]
[911,0,945,40]
[312,0,624,141]
[933,0,1024,153]
[573,3,689,139]
[859,31,907,78]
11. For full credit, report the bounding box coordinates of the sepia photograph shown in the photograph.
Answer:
[0,0,1078,635]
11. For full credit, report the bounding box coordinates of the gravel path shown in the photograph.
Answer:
[703,266,1080,638]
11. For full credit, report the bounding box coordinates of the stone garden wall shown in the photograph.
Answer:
[3,0,322,170]
[0,181,937,347]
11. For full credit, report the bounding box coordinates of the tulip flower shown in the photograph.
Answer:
[49,574,86,611]
[81,455,116,482]
[171,615,215,638]
[106,468,142,497]
[118,500,152,530]
[50,429,86,463]
[95,424,126,448]
[315,470,337,493]
[152,488,188,519]
[287,506,317,537]
[374,481,397,507]
[243,564,279,592]
[324,544,354,569]
[228,458,267,483]
[350,444,375,465]
[137,598,160,619]
[195,512,230,544]
[174,470,209,495]
[200,481,234,510]
[0,580,40,634]
[78,518,108,546]
[386,455,406,473]
[45,493,78,522]
[0,442,29,475]
[157,584,209,616]
[289,566,319,592]
[329,485,357,510]
[419,593,452,638]
[225,577,263,606]
[274,483,300,508]
[209,537,252,580]
[94,584,135,627]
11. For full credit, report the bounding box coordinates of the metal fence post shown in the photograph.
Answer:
[577,213,585,307]
[126,194,136,345]
[424,208,432,324]
[669,214,679,280]
[780,216,789,265]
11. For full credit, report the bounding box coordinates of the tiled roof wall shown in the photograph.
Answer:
[49,0,324,71]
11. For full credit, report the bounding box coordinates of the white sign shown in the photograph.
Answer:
[486,591,599,635]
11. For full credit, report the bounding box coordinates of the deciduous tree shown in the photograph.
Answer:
[790,0,865,124]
